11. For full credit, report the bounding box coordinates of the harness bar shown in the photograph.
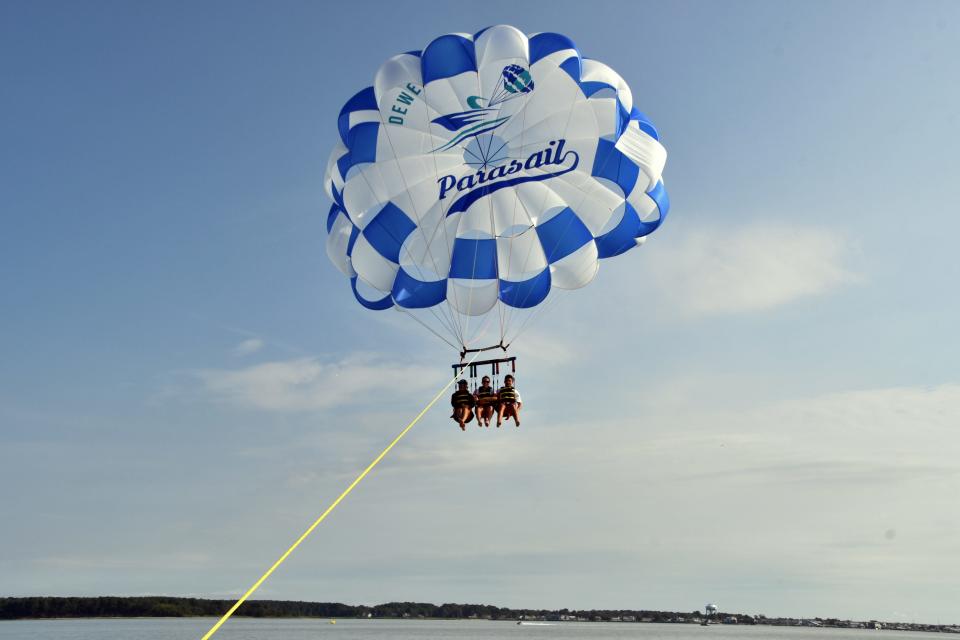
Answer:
[451,356,517,379]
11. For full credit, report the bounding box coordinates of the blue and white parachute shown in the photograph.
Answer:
[324,25,669,351]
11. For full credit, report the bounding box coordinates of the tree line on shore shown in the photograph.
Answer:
[3,597,956,633]
[0,597,695,621]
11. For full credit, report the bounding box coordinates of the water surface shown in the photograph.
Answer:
[0,618,938,640]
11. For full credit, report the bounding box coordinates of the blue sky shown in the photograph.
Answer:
[2,0,960,625]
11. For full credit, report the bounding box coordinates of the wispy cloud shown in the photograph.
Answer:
[192,353,444,412]
[36,552,212,571]
[520,380,960,492]
[233,337,264,356]
[511,331,578,367]
[651,223,859,316]
[685,460,958,486]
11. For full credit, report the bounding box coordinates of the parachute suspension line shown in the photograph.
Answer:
[506,81,586,333]
[461,60,508,352]
[485,73,515,353]
[435,306,463,349]
[508,287,568,347]
[398,308,458,351]
[389,80,461,345]
[484,89,504,351]
[497,298,507,345]
[505,72,594,335]
[199,353,481,640]
[498,80,537,339]
[371,105,465,346]
[506,156,634,331]
[419,76,469,347]
[465,305,498,350]
[500,192,542,336]
[460,60,501,352]
[510,290,562,344]
[448,301,467,351]
[505,187,583,333]
[340,154,454,341]
[459,198,484,350]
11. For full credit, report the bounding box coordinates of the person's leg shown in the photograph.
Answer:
[455,407,467,430]
[512,405,520,427]
[496,404,504,427]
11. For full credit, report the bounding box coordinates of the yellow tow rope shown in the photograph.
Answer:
[200,357,475,640]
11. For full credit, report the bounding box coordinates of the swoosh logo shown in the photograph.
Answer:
[432,117,510,152]
[431,108,494,132]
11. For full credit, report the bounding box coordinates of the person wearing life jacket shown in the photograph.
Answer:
[496,374,522,427]
[450,379,476,431]
[474,375,496,427]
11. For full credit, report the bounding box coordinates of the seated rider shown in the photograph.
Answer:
[450,379,476,431]
[475,375,496,427]
[496,374,522,428]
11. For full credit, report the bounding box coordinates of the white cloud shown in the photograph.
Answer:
[233,337,264,356]
[484,381,960,603]
[387,432,536,473]
[193,353,445,412]
[36,551,212,571]
[570,380,960,483]
[650,223,859,316]
[511,330,578,367]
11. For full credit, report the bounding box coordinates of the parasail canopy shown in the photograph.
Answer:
[324,25,669,352]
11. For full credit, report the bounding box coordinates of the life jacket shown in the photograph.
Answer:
[498,386,518,403]
[476,385,495,400]
[452,389,474,408]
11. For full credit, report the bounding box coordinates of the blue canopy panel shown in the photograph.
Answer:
[591,139,640,196]
[421,34,477,84]
[450,238,498,280]
[499,268,551,309]
[336,121,379,180]
[641,180,670,237]
[392,268,447,309]
[350,276,392,310]
[362,202,417,263]
[595,202,642,259]
[528,32,579,66]
[326,204,341,233]
[337,87,378,147]
[630,107,660,140]
[536,208,593,263]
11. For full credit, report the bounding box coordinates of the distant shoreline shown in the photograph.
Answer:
[1,597,957,634]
